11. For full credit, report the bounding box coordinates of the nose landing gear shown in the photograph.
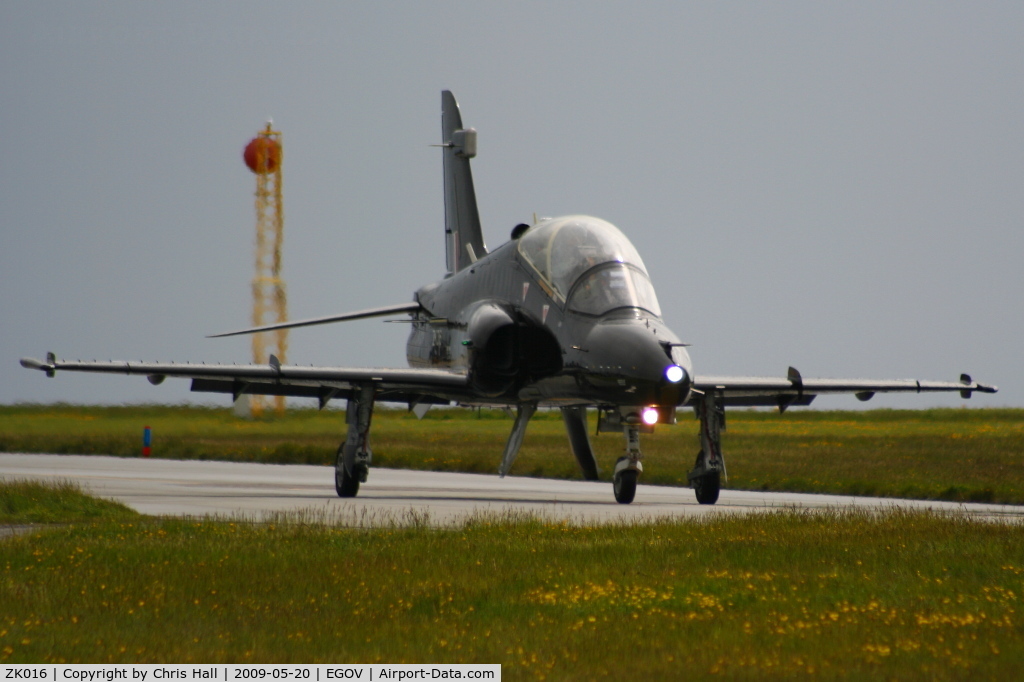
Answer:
[612,422,643,504]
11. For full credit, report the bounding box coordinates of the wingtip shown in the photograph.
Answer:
[960,373,998,395]
[21,356,56,378]
[963,383,998,397]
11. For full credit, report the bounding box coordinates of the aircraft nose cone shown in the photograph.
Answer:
[583,318,691,396]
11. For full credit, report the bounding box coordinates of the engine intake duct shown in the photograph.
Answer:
[465,301,562,397]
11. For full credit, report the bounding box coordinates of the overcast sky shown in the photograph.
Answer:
[3,2,1021,409]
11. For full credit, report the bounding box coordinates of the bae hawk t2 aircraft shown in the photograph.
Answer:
[22,91,997,505]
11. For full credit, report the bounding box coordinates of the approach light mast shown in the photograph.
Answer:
[242,122,288,416]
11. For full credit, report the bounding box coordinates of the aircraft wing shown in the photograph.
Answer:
[690,368,997,411]
[20,353,468,408]
[207,302,423,338]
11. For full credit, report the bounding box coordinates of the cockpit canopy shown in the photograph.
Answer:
[517,215,662,317]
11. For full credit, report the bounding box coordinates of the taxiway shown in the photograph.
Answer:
[2,452,1020,526]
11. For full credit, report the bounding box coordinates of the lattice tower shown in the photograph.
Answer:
[246,123,288,416]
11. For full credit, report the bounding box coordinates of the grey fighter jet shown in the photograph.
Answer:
[22,91,997,505]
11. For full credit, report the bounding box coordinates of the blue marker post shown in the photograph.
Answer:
[143,426,152,457]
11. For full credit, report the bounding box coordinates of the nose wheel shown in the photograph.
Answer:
[613,460,639,504]
[612,423,644,504]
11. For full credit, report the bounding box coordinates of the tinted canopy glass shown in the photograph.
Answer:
[567,263,662,316]
[517,216,653,302]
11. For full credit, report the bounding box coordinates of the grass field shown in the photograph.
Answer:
[0,479,138,524]
[1,404,1022,504]
[1,481,1022,679]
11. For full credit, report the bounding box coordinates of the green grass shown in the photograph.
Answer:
[0,479,139,524]
[1,404,1022,504]
[0,483,1021,679]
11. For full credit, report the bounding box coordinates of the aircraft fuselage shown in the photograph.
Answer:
[407,216,693,413]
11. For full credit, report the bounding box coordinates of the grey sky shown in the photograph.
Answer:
[3,2,1021,409]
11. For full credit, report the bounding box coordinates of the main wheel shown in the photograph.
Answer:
[693,470,720,505]
[335,446,360,498]
[613,469,638,504]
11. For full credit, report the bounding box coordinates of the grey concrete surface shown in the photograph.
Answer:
[2,453,1021,526]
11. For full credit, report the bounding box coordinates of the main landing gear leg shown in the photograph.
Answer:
[336,384,375,498]
[613,424,643,504]
[688,391,726,505]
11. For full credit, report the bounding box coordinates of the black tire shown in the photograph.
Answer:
[335,446,360,498]
[693,470,720,505]
[613,469,638,504]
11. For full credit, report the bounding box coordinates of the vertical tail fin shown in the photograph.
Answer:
[441,90,487,275]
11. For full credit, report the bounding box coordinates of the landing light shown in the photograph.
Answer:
[642,407,659,425]
[665,365,685,383]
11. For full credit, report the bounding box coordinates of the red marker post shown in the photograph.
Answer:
[142,426,152,457]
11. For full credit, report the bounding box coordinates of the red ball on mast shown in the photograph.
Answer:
[243,133,281,174]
